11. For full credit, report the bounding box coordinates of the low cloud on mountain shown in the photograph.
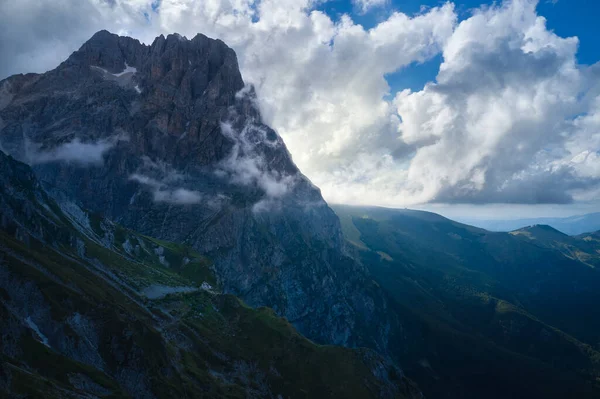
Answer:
[2,0,599,207]
[130,157,205,205]
[218,121,297,201]
[130,173,204,205]
[27,138,116,165]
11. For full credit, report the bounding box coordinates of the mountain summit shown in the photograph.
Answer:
[0,31,394,352]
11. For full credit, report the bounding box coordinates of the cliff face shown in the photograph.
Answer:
[0,31,395,351]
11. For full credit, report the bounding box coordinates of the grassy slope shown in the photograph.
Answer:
[510,225,600,268]
[332,204,600,399]
[0,153,419,399]
[2,230,417,398]
[0,218,416,399]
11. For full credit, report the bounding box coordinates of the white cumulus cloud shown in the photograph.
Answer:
[392,0,600,204]
[1,0,599,207]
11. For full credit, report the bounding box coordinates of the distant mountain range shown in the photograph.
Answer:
[457,212,600,235]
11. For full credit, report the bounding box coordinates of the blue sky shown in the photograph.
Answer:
[317,0,600,92]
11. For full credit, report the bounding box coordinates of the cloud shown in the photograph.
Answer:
[130,174,204,205]
[130,157,205,205]
[391,0,600,204]
[154,187,204,205]
[218,115,297,206]
[27,138,116,165]
[353,0,388,14]
[23,130,128,165]
[1,0,599,206]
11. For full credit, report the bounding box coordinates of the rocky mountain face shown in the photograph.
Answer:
[0,150,422,399]
[0,31,395,352]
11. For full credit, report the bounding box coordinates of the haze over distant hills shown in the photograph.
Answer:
[455,212,600,236]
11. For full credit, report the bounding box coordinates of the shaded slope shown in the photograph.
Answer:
[0,152,420,399]
[511,225,600,268]
[333,204,600,399]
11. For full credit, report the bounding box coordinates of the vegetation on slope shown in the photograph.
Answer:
[0,153,419,399]
[333,204,600,399]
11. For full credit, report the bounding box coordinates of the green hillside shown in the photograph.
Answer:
[0,153,419,399]
[333,204,600,399]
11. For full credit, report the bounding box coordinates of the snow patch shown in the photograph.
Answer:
[91,62,137,77]
[25,316,50,347]
[115,63,137,76]
[134,85,142,94]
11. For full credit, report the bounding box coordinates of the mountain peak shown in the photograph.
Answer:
[64,30,145,74]
[87,29,118,42]
[62,30,241,87]
[0,30,392,356]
